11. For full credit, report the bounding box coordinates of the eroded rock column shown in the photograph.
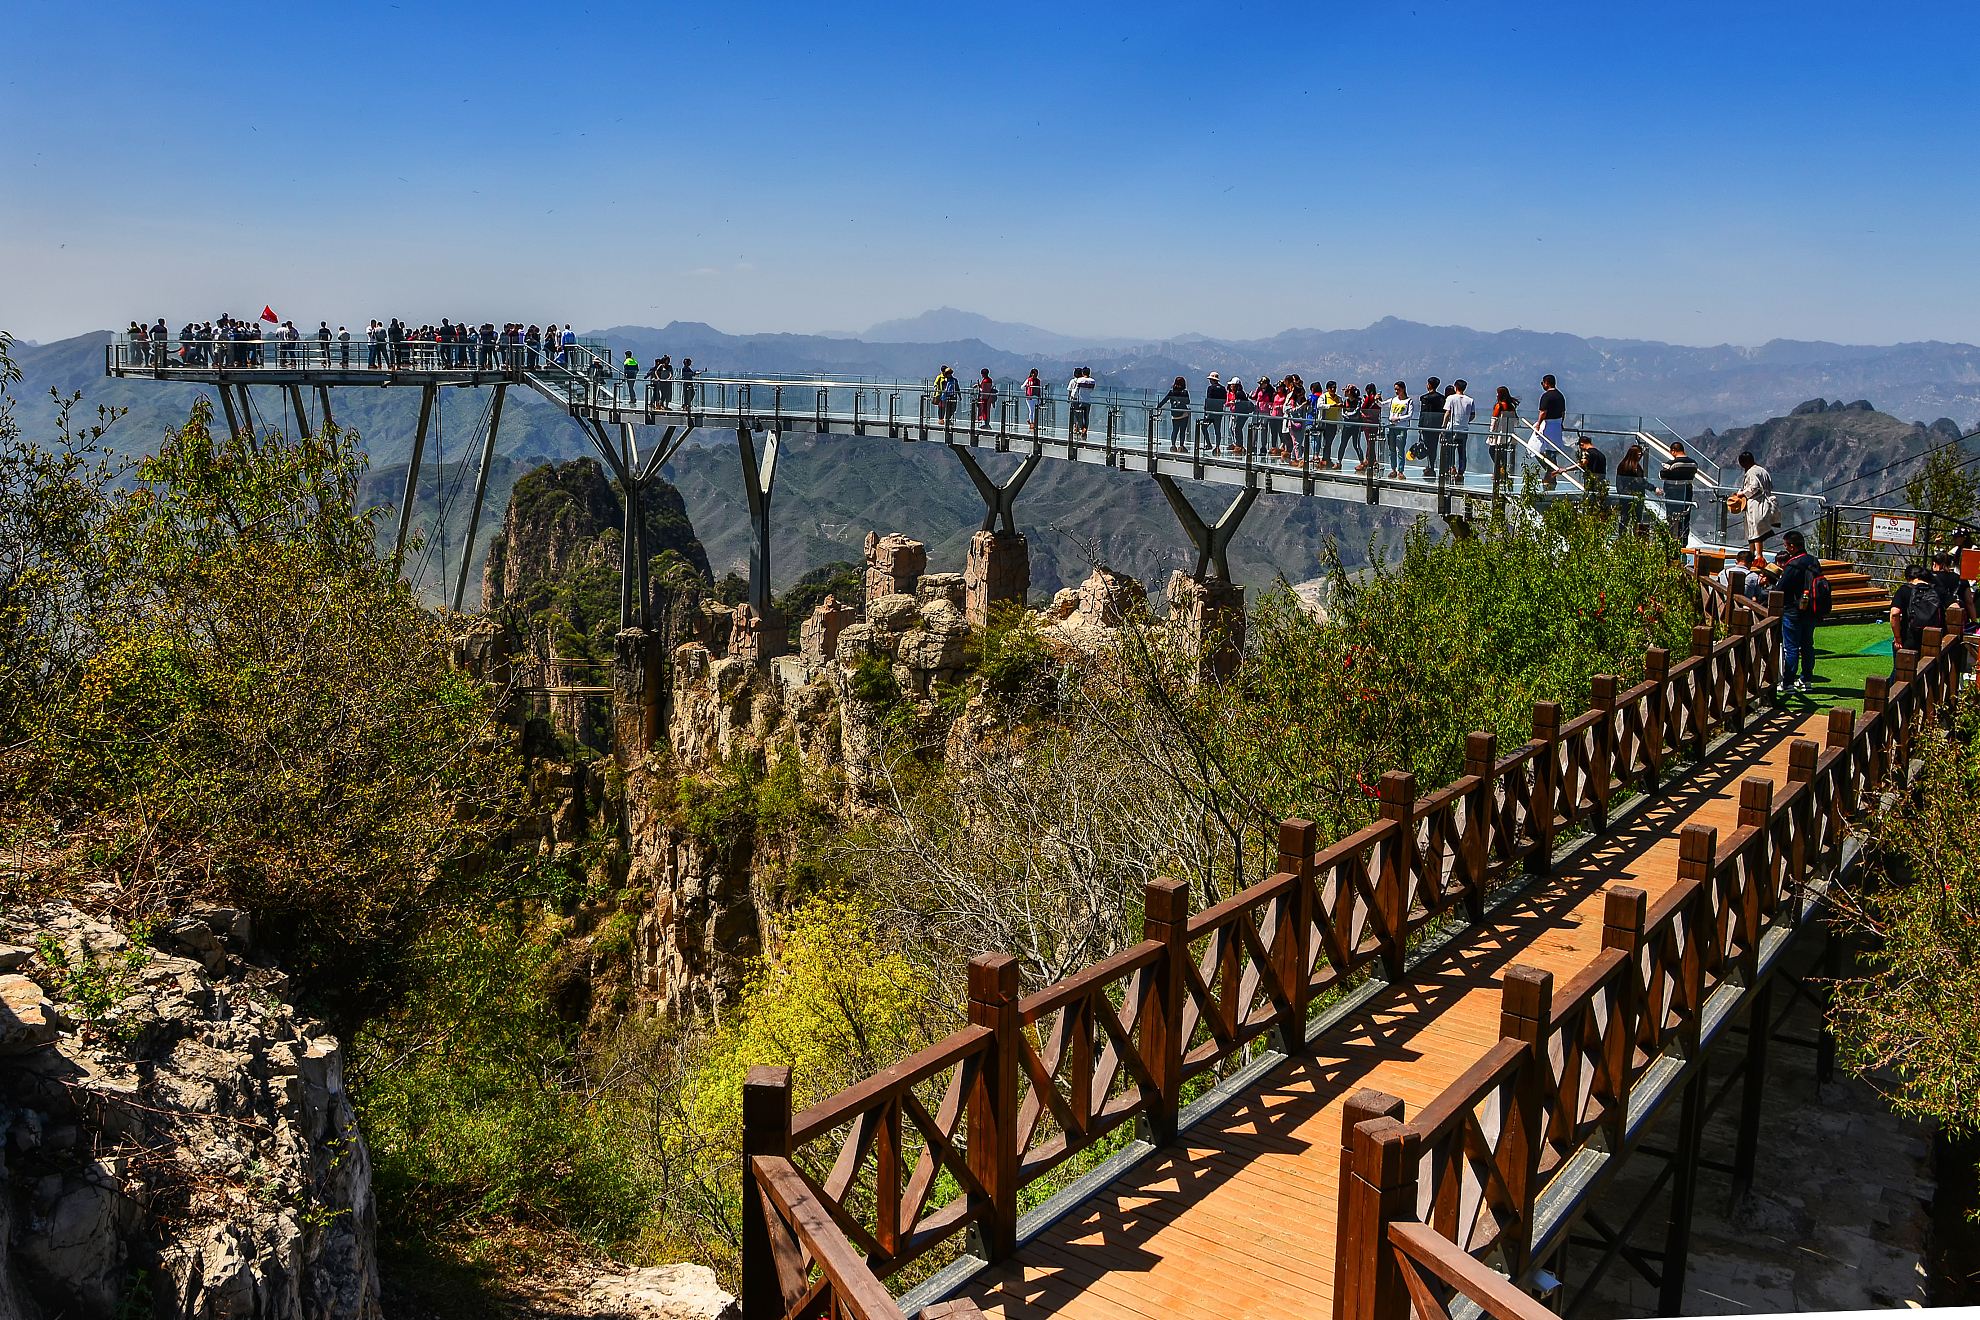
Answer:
[965,530,1031,627]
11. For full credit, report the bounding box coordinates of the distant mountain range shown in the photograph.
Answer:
[7,314,1976,600]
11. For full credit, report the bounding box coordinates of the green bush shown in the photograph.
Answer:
[977,605,1048,697]
[848,653,900,706]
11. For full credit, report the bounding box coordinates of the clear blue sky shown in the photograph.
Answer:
[4,0,1976,347]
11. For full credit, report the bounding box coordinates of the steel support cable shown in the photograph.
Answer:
[1779,441,1980,538]
[409,388,495,598]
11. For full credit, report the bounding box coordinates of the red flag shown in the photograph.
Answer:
[260,305,278,323]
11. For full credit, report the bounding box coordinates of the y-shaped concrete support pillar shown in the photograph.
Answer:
[954,448,1041,534]
[955,450,1041,627]
[1153,475,1257,581]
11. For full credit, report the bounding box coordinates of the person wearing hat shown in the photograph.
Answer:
[1201,372,1227,449]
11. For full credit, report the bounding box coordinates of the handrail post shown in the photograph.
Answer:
[1603,885,1649,1086]
[1689,625,1714,757]
[1274,819,1318,1053]
[1461,732,1495,919]
[1644,647,1670,790]
[1333,1091,1405,1320]
[1376,772,1416,977]
[1498,966,1550,1274]
[1728,608,1752,731]
[1342,1116,1419,1320]
[1736,779,1774,973]
[1863,674,1891,789]
[1785,739,1819,906]
[966,953,1020,1262]
[1529,703,1562,874]
[1676,826,1717,1042]
[1140,878,1190,1144]
[1826,707,1858,841]
[741,1065,793,1320]
[1590,675,1617,831]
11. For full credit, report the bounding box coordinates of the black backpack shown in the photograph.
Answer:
[1808,572,1832,619]
[1902,581,1943,650]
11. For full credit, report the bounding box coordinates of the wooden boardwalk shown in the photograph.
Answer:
[951,708,1826,1320]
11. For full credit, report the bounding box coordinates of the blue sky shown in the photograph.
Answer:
[4,0,1976,347]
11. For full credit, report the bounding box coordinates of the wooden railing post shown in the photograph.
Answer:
[1529,702,1562,874]
[1643,647,1670,790]
[1602,885,1647,1133]
[1946,605,1967,725]
[1140,877,1190,1143]
[1728,608,1752,729]
[1677,825,1716,1044]
[1826,706,1858,838]
[1590,675,1618,830]
[1376,772,1417,977]
[742,1064,793,1320]
[1462,732,1495,919]
[1737,778,1774,971]
[966,952,1020,1261]
[1341,1116,1420,1320]
[1496,966,1550,1276]
[1785,739,1818,904]
[1689,625,1714,757]
[1274,819,1318,1053]
[1334,1090,1405,1320]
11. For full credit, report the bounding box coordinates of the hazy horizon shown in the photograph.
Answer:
[15,310,1980,358]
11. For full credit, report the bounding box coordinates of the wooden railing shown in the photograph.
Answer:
[740,571,1792,1320]
[1339,611,1967,1320]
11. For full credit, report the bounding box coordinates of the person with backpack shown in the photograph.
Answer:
[1023,368,1043,431]
[1930,549,1973,629]
[1157,375,1191,451]
[1892,562,1944,658]
[1774,529,1823,693]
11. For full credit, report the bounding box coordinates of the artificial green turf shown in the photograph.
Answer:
[1779,621,1896,713]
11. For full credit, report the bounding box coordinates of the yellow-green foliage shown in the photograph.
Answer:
[682,895,951,1141]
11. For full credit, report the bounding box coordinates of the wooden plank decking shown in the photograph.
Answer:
[953,709,1828,1320]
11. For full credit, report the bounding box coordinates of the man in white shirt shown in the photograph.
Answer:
[1441,379,1477,481]
[1066,366,1097,441]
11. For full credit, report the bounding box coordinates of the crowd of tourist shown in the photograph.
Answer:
[126,315,589,372]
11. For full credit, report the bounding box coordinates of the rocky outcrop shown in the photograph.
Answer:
[578,1263,739,1319]
[1,904,379,1320]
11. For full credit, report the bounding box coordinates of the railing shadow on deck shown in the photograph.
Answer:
[1341,613,1967,1320]
[736,567,1822,1320]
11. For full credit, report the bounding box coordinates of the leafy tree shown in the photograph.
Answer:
[1831,712,1980,1134]
[1904,440,1977,527]
[12,397,521,1030]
